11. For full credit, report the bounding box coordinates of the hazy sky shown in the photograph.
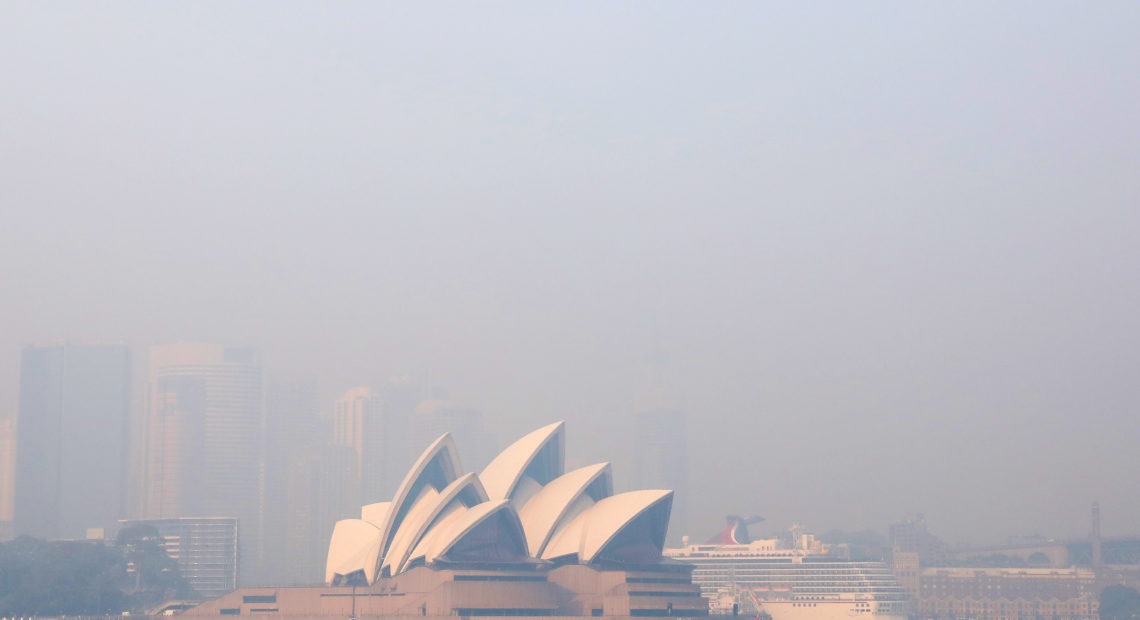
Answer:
[2,2,1138,546]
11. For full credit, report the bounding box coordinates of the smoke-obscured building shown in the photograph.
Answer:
[334,386,399,504]
[631,353,688,544]
[914,566,1098,620]
[143,343,262,584]
[261,374,321,585]
[888,515,1100,620]
[283,444,358,584]
[14,341,131,539]
[890,514,945,565]
[0,417,15,541]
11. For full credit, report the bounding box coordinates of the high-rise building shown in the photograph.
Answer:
[0,417,15,541]
[285,444,358,584]
[118,517,239,599]
[261,374,320,585]
[413,400,489,472]
[630,353,688,545]
[13,341,131,539]
[334,387,397,504]
[143,343,262,585]
[379,375,423,472]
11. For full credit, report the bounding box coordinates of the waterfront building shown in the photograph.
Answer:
[13,341,131,539]
[914,566,1098,620]
[119,517,239,599]
[183,421,706,619]
[143,343,262,584]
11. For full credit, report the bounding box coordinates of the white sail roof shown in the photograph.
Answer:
[361,501,391,530]
[541,489,672,564]
[405,502,472,569]
[325,518,382,585]
[425,499,529,565]
[324,421,677,585]
[381,472,488,575]
[374,432,461,576]
[517,462,612,557]
[479,421,564,501]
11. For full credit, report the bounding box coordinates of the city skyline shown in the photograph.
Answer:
[0,337,1131,551]
[2,2,1139,551]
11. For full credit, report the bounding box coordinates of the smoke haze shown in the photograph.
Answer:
[2,2,1138,546]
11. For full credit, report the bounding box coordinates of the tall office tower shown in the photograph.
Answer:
[0,417,15,541]
[413,400,489,471]
[143,343,262,585]
[261,374,320,584]
[117,517,239,599]
[334,386,404,504]
[378,376,424,482]
[285,444,358,584]
[13,342,131,540]
[632,354,688,544]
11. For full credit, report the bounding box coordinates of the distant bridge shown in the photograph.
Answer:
[946,536,1140,568]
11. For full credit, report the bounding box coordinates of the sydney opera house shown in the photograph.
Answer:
[186,421,707,618]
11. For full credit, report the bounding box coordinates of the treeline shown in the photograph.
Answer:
[0,526,194,616]
[1100,585,1140,620]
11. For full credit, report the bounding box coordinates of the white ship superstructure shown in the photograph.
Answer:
[665,521,908,620]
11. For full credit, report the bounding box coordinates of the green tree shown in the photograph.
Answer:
[1100,585,1140,620]
[0,537,126,616]
[0,532,193,616]
[115,524,196,609]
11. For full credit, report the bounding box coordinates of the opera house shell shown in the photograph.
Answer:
[185,421,707,619]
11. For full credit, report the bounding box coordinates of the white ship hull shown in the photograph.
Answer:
[710,589,908,620]
[667,527,909,620]
[755,600,907,620]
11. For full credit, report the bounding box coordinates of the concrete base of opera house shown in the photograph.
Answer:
[182,563,709,619]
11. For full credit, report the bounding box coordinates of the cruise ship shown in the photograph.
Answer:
[664,518,908,620]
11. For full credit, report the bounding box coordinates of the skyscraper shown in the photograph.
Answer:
[143,343,262,584]
[333,387,393,504]
[13,342,131,539]
[285,444,358,584]
[631,354,688,544]
[261,374,320,584]
[379,375,429,481]
[0,417,15,541]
